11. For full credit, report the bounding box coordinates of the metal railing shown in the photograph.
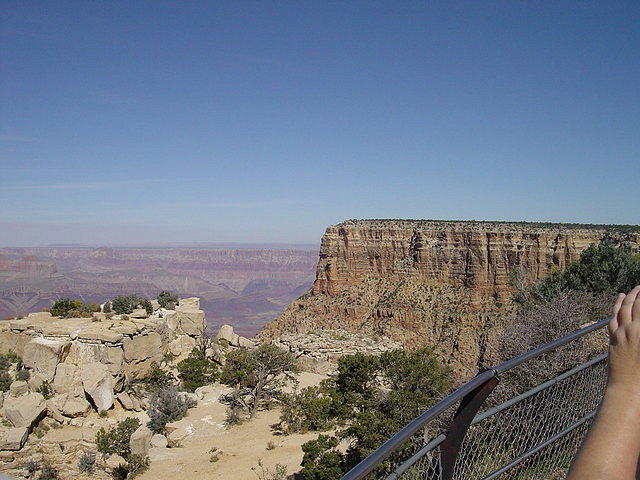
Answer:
[341,317,610,480]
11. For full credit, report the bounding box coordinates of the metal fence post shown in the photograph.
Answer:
[440,375,500,480]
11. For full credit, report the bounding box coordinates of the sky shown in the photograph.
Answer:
[1,1,639,246]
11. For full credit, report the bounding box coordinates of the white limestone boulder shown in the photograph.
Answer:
[22,337,70,382]
[130,424,153,457]
[3,392,46,428]
[0,427,29,451]
[81,362,114,412]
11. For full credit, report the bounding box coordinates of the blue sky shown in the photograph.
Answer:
[1,1,639,246]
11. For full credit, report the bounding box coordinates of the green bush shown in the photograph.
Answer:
[147,386,195,434]
[111,294,141,315]
[0,354,10,372]
[103,301,112,313]
[126,454,149,477]
[528,243,640,302]
[220,344,298,419]
[49,298,99,318]
[177,349,218,392]
[140,298,153,315]
[95,417,141,459]
[16,368,30,381]
[157,291,179,309]
[37,381,54,399]
[0,373,11,392]
[292,348,451,479]
[140,364,176,392]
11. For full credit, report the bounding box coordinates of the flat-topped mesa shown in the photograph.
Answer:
[260,220,640,376]
[313,219,640,302]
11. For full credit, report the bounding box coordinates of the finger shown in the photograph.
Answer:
[619,286,640,326]
[609,293,626,333]
[633,290,640,322]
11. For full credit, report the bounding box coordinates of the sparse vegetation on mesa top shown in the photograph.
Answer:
[279,348,451,480]
[49,298,100,318]
[157,290,179,309]
[340,218,640,232]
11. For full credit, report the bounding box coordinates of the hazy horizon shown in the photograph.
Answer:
[2,1,639,245]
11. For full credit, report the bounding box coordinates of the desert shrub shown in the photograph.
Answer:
[0,373,11,392]
[78,451,96,473]
[111,294,141,315]
[26,459,40,477]
[497,290,610,400]
[279,386,334,434]
[147,386,194,434]
[524,243,640,304]
[176,348,218,392]
[111,464,129,480]
[50,298,82,317]
[33,423,50,438]
[295,348,451,479]
[252,460,288,480]
[95,417,141,459]
[16,368,30,381]
[220,344,297,419]
[300,435,344,480]
[5,350,21,364]
[140,364,175,392]
[126,454,149,477]
[37,381,54,399]
[37,463,58,480]
[49,298,99,318]
[103,301,112,313]
[157,291,179,309]
[0,354,10,372]
[139,298,153,315]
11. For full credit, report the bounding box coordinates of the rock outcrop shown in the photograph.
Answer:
[0,298,206,430]
[261,220,640,376]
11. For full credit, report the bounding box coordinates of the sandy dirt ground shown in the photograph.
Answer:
[139,372,327,480]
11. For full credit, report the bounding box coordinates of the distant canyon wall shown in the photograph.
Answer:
[261,220,640,376]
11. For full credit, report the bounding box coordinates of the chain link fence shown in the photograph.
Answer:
[342,319,609,480]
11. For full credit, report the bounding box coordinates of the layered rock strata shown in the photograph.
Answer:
[261,220,640,376]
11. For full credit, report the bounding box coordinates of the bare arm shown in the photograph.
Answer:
[567,286,640,480]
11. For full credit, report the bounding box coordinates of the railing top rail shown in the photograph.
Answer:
[340,317,611,480]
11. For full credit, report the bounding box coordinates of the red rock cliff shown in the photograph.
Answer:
[260,220,639,375]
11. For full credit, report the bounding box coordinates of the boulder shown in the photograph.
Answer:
[179,297,200,309]
[116,391,134,410]
[3,392,46,428]
[22,337,70,382]
[130,308,148,319]
[168,335,196,357]
[81,362,114,412]
[105,454,127,471]
[150,434,168,448]
[27,372,45,392]
[129,425,153,457]
[48,394,90,418]
[123,332,162,364]
[0,427,28,451]
[176,308,205,336]
[166,426,191,447]
[216,325,239,346]
[53,362,80,395]
[9,381,28,397]
[237,336,255,348]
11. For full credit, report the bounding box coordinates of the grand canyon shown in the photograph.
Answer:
[0,246,317,337]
